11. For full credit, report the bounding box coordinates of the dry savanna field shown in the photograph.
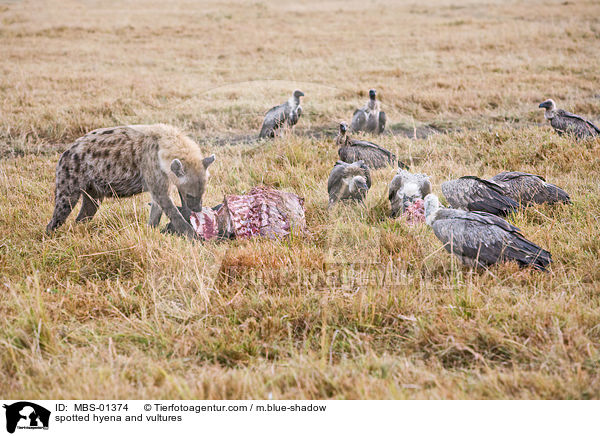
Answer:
[1,0,600,399]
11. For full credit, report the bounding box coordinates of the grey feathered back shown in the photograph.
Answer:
[426,198,551,271]
[259,90,304,138]
[327,160,371,206]
[491,171,571,206]
[336,124,396,169]
[441,176,519,216]
[549,109,600,139]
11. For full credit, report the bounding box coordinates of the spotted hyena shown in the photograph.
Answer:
[46,124,215,239]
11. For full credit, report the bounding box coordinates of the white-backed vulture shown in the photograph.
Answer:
[351,89,386,134]
[539,99,600,139]
[327,160,371,207]
[335,122,396,169]
[259,90,304,138]
[490,171,571,206]
[388,169,431,218]
[441,176,519,216]
[424,194,552,271]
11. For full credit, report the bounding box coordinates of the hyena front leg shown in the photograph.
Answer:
[150,191,191,228]
[177,190,192,222]
[152,193,197,239]
[148,202,163,227]
[46,186,82,233]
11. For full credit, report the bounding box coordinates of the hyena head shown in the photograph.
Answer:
[170,154,215,212]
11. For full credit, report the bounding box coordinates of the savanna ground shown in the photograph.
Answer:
[1,0,600,399]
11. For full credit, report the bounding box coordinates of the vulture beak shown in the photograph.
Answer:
[355,180,368,192]
[538,102,546,109]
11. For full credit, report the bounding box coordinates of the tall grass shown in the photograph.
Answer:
[1,0,599,399]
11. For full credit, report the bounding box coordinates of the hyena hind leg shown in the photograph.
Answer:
[76,192,102,222]
[46,188,82,233]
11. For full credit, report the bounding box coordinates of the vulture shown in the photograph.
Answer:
[351,89,386,134]
[388,169,431,219]
[539,99,600,140]
[441,176,519,216]
[424,194,552,271]
[259,89,304,138]
[336,122,396,169]
[327,160,371,207]
[491,171,571,206]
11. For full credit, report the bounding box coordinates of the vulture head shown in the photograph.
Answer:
[401,181,430,210]
[539,99,556,111]
[336,122,349,146]
[369,89,377,100]
[389,169,431,223]
[424,194,442,226]
[346,162,370,197]
[293,89,305,99]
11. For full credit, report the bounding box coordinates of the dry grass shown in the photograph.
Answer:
[1,0,600,399]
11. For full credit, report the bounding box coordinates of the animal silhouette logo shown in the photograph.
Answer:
[2,402,50,434]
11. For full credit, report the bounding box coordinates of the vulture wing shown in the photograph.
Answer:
[378,111,387,134]
[357,160,372,189]
[351,109,368,132]
[338,139,396,169]
[388,172,405,202]
[441,176,519,216]
[552,110,600,138]
[259,102,289,138]
[327,161,348,196]
[327,161,370,205]
[492,171,571,205]
[432,210,551,271]
[288,105,302,127]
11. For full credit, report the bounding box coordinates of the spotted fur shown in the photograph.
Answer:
[46,124,215,239]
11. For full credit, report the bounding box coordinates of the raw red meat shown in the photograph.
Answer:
[401,198,425,225]
[190,186,306,240]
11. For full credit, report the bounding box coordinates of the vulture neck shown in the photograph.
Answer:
[336,132,348,146]
[544,109,556,120]
[425,203,441,226]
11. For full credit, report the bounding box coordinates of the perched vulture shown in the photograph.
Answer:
[424,194,552,271]
[336,122,396,169]
[491,171,571,206]
[351,89,386,134]
[539,99,600,140]
[327,160,371,206]
[259,90,304,138]
[441,176,519,216]
[388,169,431,220]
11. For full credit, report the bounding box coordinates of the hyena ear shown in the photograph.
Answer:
[202,154,215,169]
[170,159,185,178]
